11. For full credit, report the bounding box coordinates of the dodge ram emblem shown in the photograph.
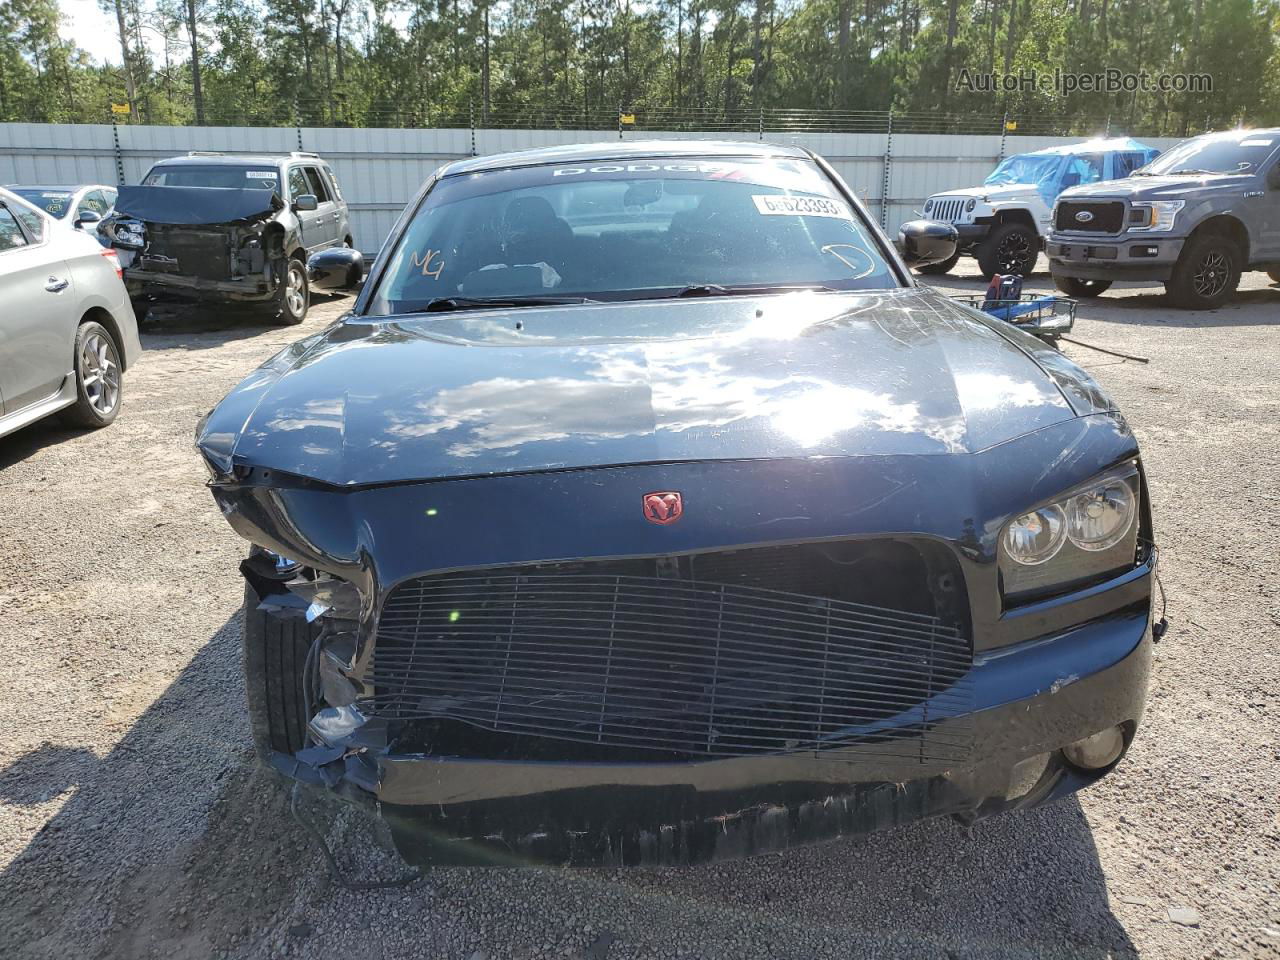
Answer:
[643,491,683,525]
[1075,210,1095,223]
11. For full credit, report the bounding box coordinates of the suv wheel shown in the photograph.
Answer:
[1166,233,1241,310]
[1054,276,1113,298]
[978,223,1038,278]
[270,258,309,325]
[242,582,316,761]
[61,321,123,429]
[915,251,961,276]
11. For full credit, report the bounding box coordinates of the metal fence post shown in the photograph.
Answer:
[999,113,1008,161]
[881,110,893,229]
[470,99,477,156]
[111,118,125,185]
[1105,114,1112,137]
[758,107,764,141]
[618,103,624,140]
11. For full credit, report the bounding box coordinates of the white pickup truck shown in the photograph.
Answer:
[916,137,1160,278]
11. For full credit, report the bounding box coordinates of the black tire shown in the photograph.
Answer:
[1054,275,1113,298]
[1165,232,1242,310]
[268,257,309,325]
[1266,268,1280,285]
[130,296,151,322]
[242,581,317,762]
[914,251,961,276]
[60,321,123,429]
[977,222,1038,278]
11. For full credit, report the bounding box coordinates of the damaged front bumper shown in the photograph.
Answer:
[245,560,1153,867]
[124,267,277,304]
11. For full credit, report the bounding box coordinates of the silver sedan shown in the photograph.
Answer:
[0,187,141,440]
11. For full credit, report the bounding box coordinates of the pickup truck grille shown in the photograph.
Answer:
[366,543,974,765]
[1055,200,1124,234]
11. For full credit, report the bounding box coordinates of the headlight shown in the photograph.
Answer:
[965,198,977,212]
[1065,479,1135,551]
[924,199,934,214]
[1127,200,1184,232]
[1000,465,1142,601]
[1004,506,1067,565]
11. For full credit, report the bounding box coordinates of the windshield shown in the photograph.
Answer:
[143,164,282,193]
[11,189,74,219]
[984,154,1063,187]
[367,157,899,315]
[1143,132,1280,175]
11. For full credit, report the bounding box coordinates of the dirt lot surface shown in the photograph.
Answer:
[2,265,1279,960]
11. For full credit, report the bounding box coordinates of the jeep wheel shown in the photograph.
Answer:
[914,251,961,276]
[978,223,1038,278]
[270,258,309,326]
[1166,234,1241,310]
[1054,276,1113,298]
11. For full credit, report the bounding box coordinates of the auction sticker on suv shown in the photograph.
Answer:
[753,194,852,219]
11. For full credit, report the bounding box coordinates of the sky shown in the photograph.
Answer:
[59,0,169,65]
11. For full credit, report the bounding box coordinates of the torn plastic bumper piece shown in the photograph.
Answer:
[265,600,1152,867]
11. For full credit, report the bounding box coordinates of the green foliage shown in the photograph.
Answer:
[0,0,1276,131]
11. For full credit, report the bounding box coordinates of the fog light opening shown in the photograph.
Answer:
[1062,725,1126,770]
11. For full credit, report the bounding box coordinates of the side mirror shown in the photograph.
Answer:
[899,219,959,268]
[308,247,364,291]
[294,193,319,212]
[76,210,103,228]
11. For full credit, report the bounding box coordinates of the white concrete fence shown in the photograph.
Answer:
[0,123,1183,255]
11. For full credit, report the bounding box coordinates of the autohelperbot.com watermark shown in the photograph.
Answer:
[956,68,1213,95]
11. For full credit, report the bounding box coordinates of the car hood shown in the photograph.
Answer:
[197,288,1086,487]
[112,185,281,225]
[933,183,1038,202]
[1058,173,1251,202]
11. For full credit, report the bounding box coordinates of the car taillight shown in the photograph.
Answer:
[101,247,123,279]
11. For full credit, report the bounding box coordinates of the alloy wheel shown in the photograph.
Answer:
[286,263,306,317]
[81,331,120,416]
[1192,250,1230,299]
[997,233,1033,273]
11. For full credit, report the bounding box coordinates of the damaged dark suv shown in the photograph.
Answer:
[101,152,352,324]
[199,141,1158,868]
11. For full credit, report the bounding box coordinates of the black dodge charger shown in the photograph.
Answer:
[197,141,1157,867]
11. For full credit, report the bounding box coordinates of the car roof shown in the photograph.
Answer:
[5,184,106,192]
[441,139,814,177]
[150,154,319,167]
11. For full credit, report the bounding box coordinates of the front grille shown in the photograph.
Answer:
[1055,200,1124,234]
[145,226,231,280]
[367,546,974,765]
[930,198,966,223]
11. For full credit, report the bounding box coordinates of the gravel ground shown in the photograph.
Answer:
[1,264,1278,960]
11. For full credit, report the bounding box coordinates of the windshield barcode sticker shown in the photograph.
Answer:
[752,194,852,219]
[1240,139,1274,147]
[245,171,278,179]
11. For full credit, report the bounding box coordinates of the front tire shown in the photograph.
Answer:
[60,321,123,429]
[978,223,1038,278]
[915,251,961,276]
[269,257,309,325]
[1054,276,1113,298]
[1165,233,1241,310]
[242,582,316,762]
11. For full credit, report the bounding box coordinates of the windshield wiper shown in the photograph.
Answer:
[1167,168,1222,176]
[668,283,838,299]
[415,295,596,313]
